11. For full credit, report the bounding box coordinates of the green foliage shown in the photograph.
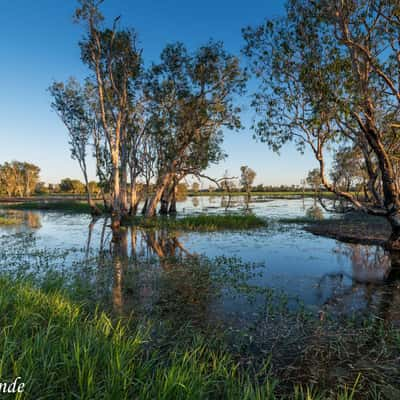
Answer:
[144,40,246,191]
[59,178,86,194]
[0,278,277,399]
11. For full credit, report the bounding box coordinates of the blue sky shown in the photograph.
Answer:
[0,0,318,186]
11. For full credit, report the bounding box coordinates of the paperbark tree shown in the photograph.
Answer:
[244,0,400,249]
[76,0,142,229]
[0,162,40,198]
[144,41,246,216]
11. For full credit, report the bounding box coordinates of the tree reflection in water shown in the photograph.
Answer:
[317,243,400,320]
[86,222,265,329]
[98,224,215,324]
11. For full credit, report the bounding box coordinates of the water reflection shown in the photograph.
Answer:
[87,222,400,325]
[99,226,223,325]
[314,243,400,319]
[0,210,41,229]
[1,197,400,326]
[305,205,324,220]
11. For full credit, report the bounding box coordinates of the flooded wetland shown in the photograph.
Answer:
[1,196,399,398]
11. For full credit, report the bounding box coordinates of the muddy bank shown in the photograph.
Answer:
[304,212,391,246]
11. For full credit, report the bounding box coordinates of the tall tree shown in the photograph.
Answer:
[76,0,142,229]
[244,0,400,249]
[144,41,246,216]
[0,161,40,198]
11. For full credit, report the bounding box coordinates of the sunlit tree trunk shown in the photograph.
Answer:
[82,164,101,216]
[110,149,121,231]
[120,130,129,214]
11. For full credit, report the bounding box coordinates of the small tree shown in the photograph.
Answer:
[192,182,200,193]
[240,166,256,200]
[306,169,322,195]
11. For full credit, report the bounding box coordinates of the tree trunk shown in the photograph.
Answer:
[129,183,141,216]
[111,156,121,232]
[146,173,173,217]
[159,188,170,215]
[82,168,101,216]
[120,140,129,215]
[387,212,400,250]
[169,184,177,214]
[141,198,149,215]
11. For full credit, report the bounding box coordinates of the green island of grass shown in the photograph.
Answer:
[123,214,266,231]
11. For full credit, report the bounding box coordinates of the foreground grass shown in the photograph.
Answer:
[0,277,389,399]
[3,201,100,214]
[123,214,266,231]
[0,278,278,400]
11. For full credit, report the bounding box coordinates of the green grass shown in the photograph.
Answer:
[3,201,102,214]
[0,276,388,399]
[123,214,266,231]
[0,278,278,400]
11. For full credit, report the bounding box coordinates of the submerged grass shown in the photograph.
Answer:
[123,214,266,231]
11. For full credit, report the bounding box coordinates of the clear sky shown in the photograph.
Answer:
[0,0,319,186]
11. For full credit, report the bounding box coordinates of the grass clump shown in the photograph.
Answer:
[123,214,266,231]
[4,201,102,214]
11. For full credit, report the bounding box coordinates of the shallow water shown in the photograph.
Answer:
[1,196,399,327]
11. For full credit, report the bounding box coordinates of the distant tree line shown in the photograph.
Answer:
[0,161,40,197]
